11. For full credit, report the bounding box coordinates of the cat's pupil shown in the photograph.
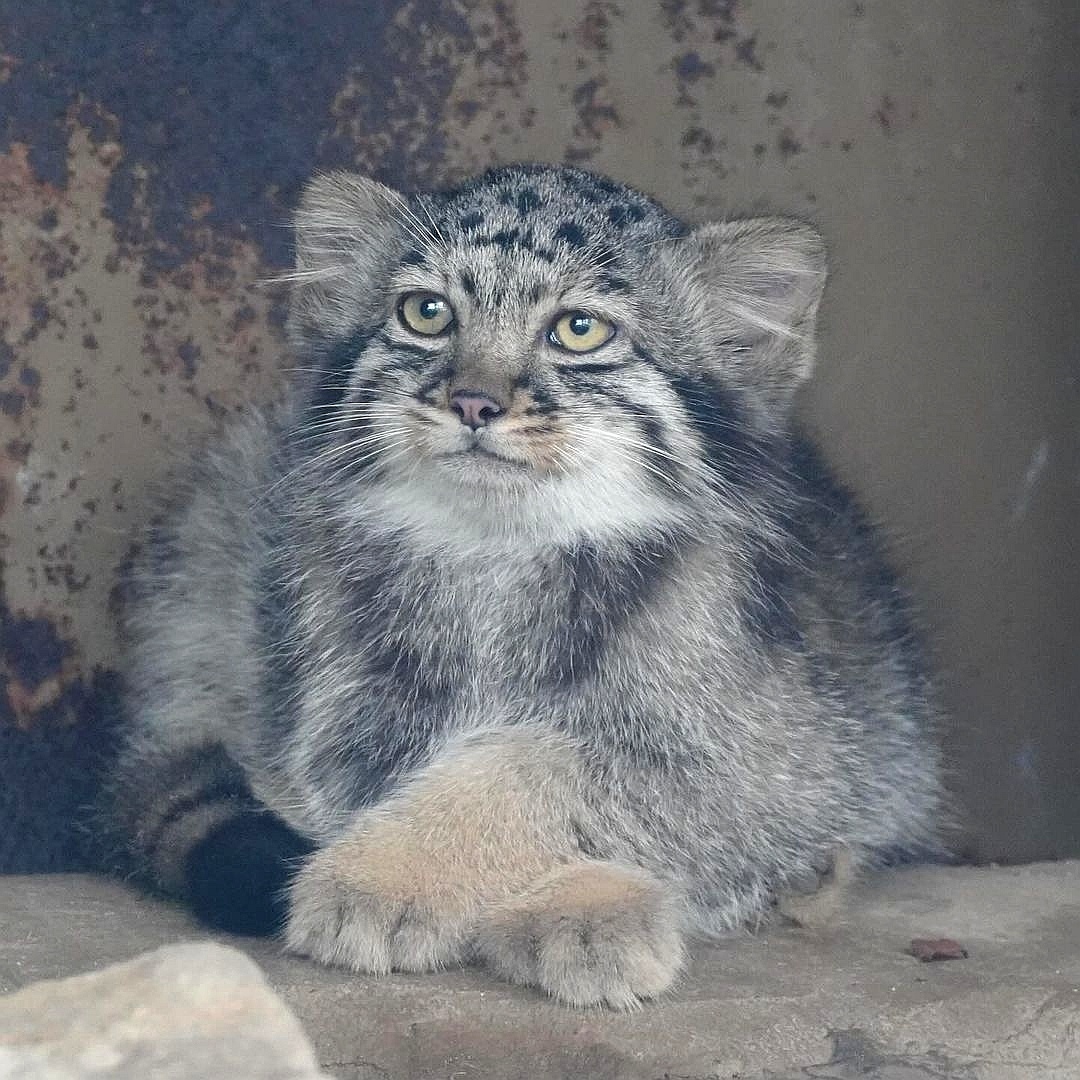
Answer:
[420,297,443,321]
[569,315,592,337]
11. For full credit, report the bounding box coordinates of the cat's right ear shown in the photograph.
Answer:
[287,172,403,350]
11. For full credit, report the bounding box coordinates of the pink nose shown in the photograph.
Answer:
[450,390,504,430]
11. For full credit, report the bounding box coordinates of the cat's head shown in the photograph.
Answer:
[284,164,825,547]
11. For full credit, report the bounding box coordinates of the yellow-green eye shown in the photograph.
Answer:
[398,292,454,336]
[548,311,615,353]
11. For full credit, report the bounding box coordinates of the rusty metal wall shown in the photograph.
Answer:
[1,1,1077,870]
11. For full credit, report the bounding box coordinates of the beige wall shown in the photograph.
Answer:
[1,1,1076,867]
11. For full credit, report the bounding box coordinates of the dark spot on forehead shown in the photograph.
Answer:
[607,203,647,228]
[496,186,541,218]
[460,270,478,298]
[489,228,520,253]
[598,273,629,293]
[553,221,587,249]
[515,188,541,216]
[459,211,484,231]
[561,174,607,205]
[470,227,547,260]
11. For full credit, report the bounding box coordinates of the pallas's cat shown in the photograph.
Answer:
[108,165,942,1008]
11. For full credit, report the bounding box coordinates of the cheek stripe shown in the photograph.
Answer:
[308,325,380,412]
[553,361,629,376]
[557,366,685,495]
[375,331,443,361]
[414,363,455,403]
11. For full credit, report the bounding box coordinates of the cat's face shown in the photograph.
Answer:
[287,166,826,545]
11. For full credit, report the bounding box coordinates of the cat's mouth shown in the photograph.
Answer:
[438,444,530,470]
[410,413,565,481]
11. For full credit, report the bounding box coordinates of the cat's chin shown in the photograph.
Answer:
[433,447,538,489]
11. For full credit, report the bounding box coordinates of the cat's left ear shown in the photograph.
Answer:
[675,217,827,398]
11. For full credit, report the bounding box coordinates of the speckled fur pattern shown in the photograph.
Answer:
[108,164,943,1008]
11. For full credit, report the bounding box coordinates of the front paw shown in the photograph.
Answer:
[284,835,475,974]
[474,861,684,1009]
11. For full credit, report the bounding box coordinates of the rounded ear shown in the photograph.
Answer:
[287,172,405,350]
[672,217,827,399]
[293,171,402,275]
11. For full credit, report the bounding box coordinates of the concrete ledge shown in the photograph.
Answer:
[2,863,1079,1078]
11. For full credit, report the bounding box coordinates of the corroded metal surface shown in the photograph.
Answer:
[1,1,1078,868]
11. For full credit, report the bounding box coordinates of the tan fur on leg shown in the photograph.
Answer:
[285,727,588,973]
[776,847,857,928]
[474,860,685,1009]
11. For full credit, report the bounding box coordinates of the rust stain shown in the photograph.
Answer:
[570,77,621,148]
[0,116,288,733]
[0,609,77,728]
[449,1,531,151]
[734,33,764,71]
[572,0,619,54]
[777,129,803,157]
[0,2,481,868]
[660,0,738,45]
[559,4,627,166]
[873,94,898,133]
[0,3,476,264]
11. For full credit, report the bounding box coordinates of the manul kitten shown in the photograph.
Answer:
[108,164,943,1008]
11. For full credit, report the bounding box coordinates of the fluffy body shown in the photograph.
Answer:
[108,164,942,1008]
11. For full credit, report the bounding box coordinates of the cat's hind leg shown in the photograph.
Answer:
[775,847,857,929]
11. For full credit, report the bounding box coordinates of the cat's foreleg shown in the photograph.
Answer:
[284,725,684,1006]
[285,726,586,973]
[473,858,684,1009]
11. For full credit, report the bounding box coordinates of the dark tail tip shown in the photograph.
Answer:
[185,811,315,936]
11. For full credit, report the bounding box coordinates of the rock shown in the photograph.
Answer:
[0,942,329,1079]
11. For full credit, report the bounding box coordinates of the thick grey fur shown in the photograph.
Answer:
[107,164,943,1006]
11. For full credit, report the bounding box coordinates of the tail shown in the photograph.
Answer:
[108,740,314,936]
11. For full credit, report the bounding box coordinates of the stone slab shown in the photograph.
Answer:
[0,942,328,1079]
[2,863,1079,1079]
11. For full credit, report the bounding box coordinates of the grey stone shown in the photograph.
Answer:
[1,863,1079,1079]
[0,942,328,1079]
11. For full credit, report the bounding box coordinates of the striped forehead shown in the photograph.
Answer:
[398,202,643,308]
